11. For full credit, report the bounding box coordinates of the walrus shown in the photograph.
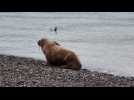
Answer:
[38,38,81,70]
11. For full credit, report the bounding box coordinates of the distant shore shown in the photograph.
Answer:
[0,54,134,87]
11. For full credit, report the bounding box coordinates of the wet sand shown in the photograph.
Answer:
[0,54,134,87]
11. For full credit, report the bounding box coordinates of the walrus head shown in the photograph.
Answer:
[38,38,60,47]
[38,38,48,47]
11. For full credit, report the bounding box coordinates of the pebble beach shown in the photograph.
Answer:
[0,54,134,87]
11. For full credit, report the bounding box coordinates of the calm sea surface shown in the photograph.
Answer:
[1,12,134,76]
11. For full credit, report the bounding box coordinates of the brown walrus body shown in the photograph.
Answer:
[38,38,81,70]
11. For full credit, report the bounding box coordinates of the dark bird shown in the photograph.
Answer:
[50,26,58,34]
[54,26,57,34]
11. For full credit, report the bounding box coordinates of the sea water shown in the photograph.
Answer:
[0,12,134,76]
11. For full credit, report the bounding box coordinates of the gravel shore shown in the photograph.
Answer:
[0,54,134,87]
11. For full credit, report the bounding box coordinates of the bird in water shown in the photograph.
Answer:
[54,26,57,34]
[50,26,58,34]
